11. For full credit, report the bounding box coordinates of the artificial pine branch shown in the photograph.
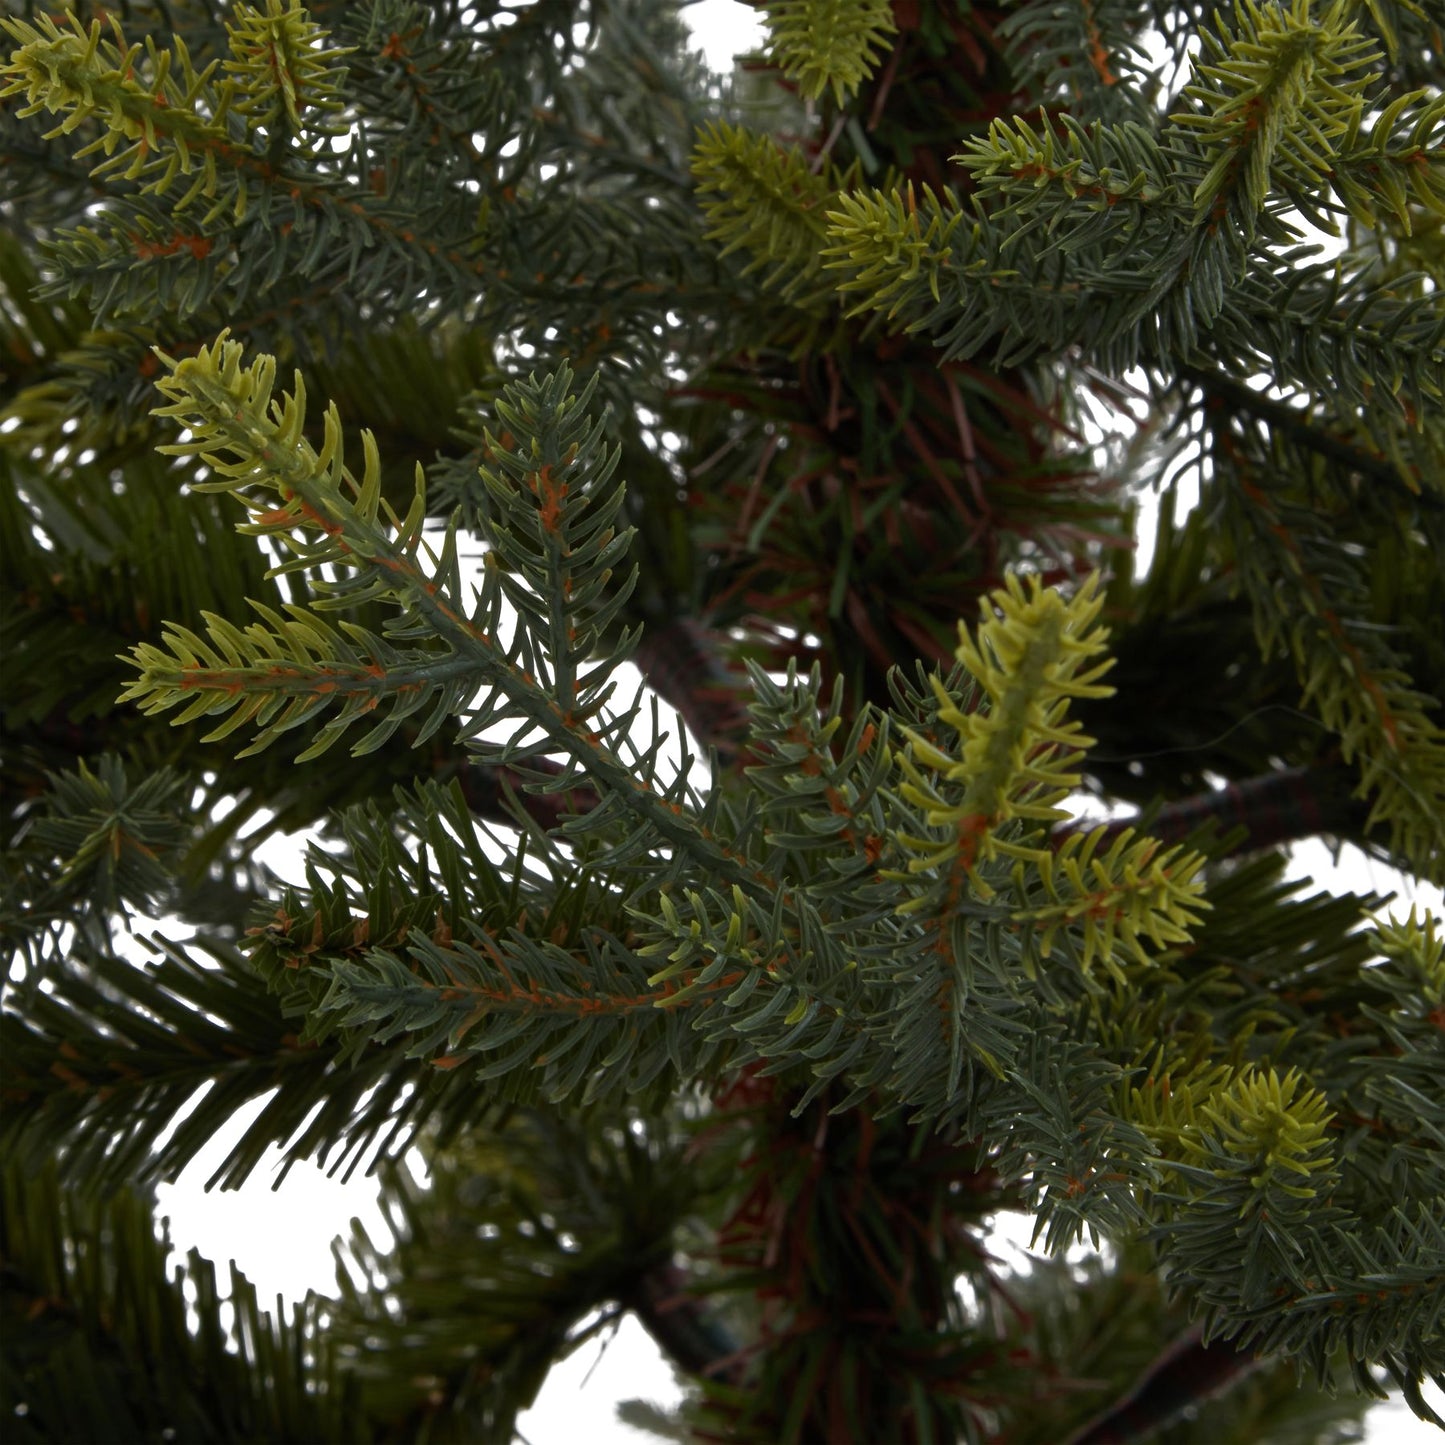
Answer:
[4,0,1442,1438]
[112,341,1439,1398]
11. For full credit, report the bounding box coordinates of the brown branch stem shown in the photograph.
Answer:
[1053,764,1371,856]
[1063,1329,1265,1445]
[622,1260,746,1382]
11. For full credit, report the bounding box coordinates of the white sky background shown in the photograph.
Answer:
[147,2,1442,1441]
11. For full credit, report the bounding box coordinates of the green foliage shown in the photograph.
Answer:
[1,753,191,989]
[322,1112,710,1441]
[1,1158,371,1443]
[3,0,1443,1439]
[1170,0,1381,241]
[1014,824,1209,979]
[998,0,1164,124]
[812,0,1445,887]
[1217,449,1445,878]
[221,0,354,146]
[102,346,1445,1405]
[824,180,965,322]
[891,572,1118,865]
[762,0,897,106]
[119,335,485,759]
[690,118,864,336]
[2,919,456,1193]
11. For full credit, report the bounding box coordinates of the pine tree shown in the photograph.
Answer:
[2,0,1442,1441]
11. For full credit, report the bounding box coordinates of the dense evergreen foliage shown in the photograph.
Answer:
[2,1,1442,1440]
